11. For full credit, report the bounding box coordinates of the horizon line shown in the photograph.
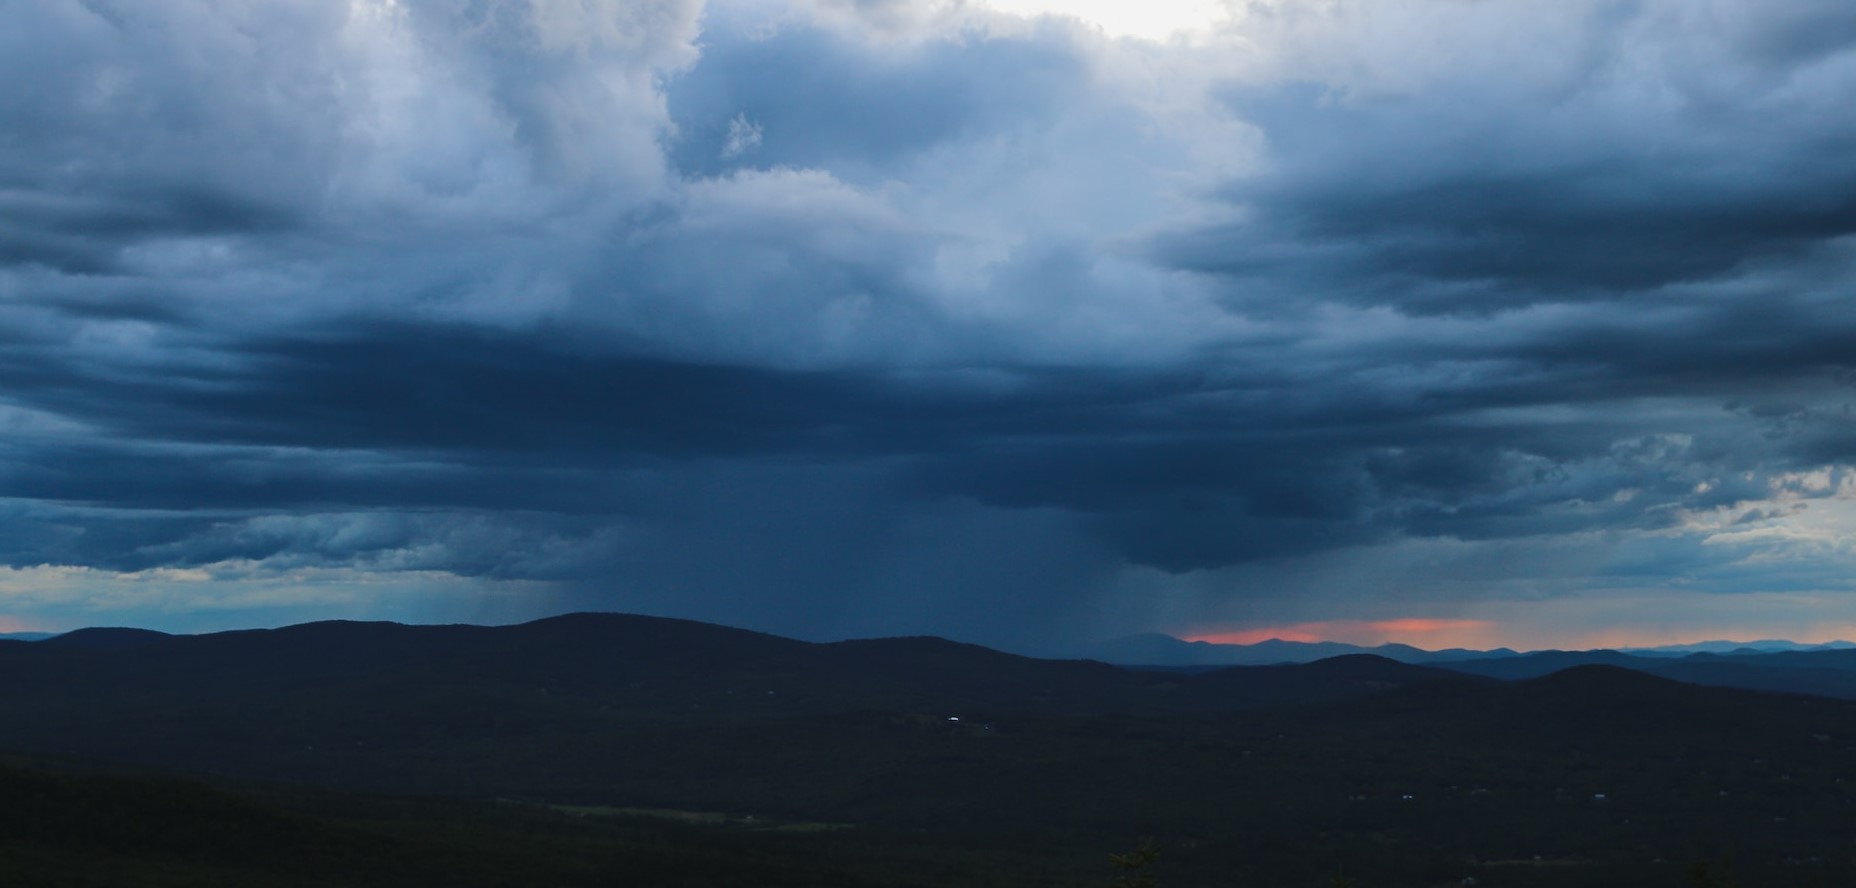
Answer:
[9,613,1856,656]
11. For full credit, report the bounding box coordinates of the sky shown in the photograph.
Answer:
[4,0,1856,652]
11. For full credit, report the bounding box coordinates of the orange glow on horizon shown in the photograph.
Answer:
[1183,618,1498,648]
[1179,617,1856,651]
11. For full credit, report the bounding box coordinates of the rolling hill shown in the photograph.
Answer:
[6,612,1856,887]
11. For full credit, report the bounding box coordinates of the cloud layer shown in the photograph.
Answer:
[4,0,1856,646]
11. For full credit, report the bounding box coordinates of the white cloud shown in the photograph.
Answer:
[980,0,1231,41]
[721,113,765,158]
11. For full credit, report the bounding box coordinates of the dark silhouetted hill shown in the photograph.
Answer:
[1431,649,1653,680]
[0,612,1479,793]
[1185,654,1490,707]
[1435,647,1856,700]
[40,626,172,651]
[5,614,1856,888]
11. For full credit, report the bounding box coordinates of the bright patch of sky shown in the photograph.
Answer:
[980,0,1229,40]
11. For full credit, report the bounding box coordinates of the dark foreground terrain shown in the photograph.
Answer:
[3,613,1854,887]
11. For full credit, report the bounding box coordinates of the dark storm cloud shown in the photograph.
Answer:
[0,187,300,274]
[0,1,346,256]
[5,0,1856,640]
[0,312,1567,574]
[1159,1,1856,313]
[1736,0,1856,67]
[5,297,1852,579]
[1169,164,1856,301]
[0,320,1181,463]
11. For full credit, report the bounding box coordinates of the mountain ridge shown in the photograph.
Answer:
[1062,630,1855,667]
[6,610,1856,888]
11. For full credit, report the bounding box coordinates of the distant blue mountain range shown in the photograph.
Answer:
[1067,632,1855,667]
[1618,639,1856,656]
[1046,632,1856,701]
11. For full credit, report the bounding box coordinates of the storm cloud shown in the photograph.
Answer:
[3,0,1856,648]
